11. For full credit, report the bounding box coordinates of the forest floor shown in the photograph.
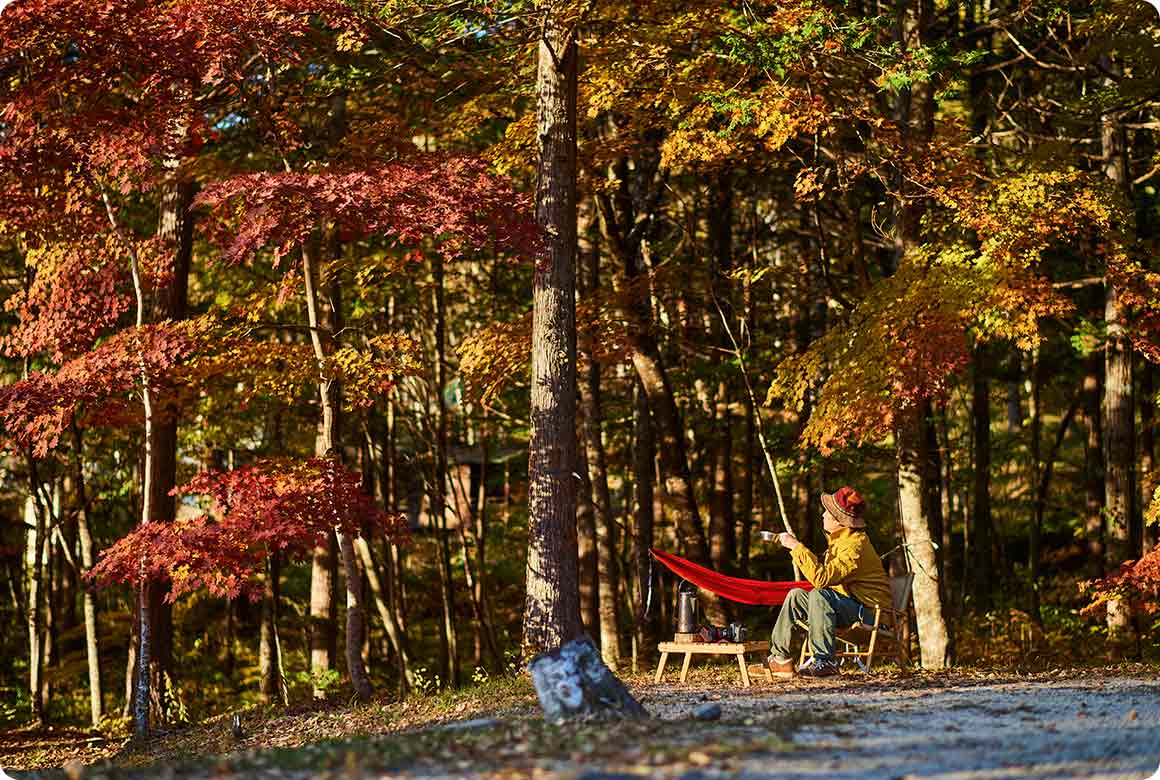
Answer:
[3,663,1159,780]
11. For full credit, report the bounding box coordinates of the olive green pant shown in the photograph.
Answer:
[769,587,867,661]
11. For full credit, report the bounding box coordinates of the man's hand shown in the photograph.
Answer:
[778,532,800,550]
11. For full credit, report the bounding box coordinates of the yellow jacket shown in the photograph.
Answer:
[790,527,893,610]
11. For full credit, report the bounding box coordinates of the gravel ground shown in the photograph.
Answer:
[623,674,1160,780]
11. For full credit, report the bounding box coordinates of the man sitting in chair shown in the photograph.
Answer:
[766,486,893,678]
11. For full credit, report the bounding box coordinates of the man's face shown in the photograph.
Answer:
[822,509,843,535]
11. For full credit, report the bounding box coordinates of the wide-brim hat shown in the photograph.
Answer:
[821,486,866,529]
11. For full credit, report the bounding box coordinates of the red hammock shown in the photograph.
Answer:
[650,548,812,606]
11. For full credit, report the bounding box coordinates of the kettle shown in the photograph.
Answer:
[676,582,699,634]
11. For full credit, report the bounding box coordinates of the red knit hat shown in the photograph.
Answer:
[821,486,866,528]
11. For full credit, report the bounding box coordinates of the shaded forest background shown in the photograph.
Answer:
[1,0,1159,737]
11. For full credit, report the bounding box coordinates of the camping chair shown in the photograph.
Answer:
[797,573,915,673]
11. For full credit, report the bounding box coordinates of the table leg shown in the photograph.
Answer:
[654,651,669,684]
[737,653,751,688]
[679,652,693,683]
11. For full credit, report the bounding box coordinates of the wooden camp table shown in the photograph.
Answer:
[654,641,773,688]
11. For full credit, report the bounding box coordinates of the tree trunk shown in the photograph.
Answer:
[896,405,950,668]
[1083,353,1106,572]
[708,170,736,575]
[259,552,283,705]
[523,5,584,657]
[1100,72,1135,655]
[1104,282,1135,654]
[432,250,461,688]
[70,422,103,728]
[301,234,373,701]
[100,187,156,740]
[24,473,46,726]
[579,228,621,670]
[353,535,416,689]
[576,445,599,635]
[1033,392,1080,621]
[1143,360,1158,554]
[631,380,658,659]
[529,638,644,721]
[146,173,194,725]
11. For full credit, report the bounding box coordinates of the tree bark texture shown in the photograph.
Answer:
[896,405,950,668]
[1100,76,1135,654]
[523,9,584,657]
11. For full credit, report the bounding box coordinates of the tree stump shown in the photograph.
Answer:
[528,637,647,721]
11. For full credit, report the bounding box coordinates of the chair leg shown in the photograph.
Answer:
[654,651,670,684]
[865,628,878,673]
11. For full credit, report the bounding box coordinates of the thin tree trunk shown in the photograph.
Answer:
[1032,392,1080,621]
[1139,358,1155,553]
[579,231,620,670]
[259,552,283,705]
[99,187,155,740]
[24,472,46,726]
[1029,348,1043,620]
[576,445,599,635]
[146,173,193,726]
[523,5,584,656]
[709,170,736,575]
[432,250,461,687]
[70,422,103,728]
[301,232,373,701]
[353,536,416,689]
[1083,353,1106,572]
[631,380,658,660]
[974,350,992,608]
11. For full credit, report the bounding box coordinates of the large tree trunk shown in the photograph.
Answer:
[522,5,584,656]
[70,422,103,728]
[301,232,373,701]
[896,405,950,668]
[1100,71,1135,656]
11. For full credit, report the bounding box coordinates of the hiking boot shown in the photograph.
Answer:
[766,654,796,679]
[797,657,840,678]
